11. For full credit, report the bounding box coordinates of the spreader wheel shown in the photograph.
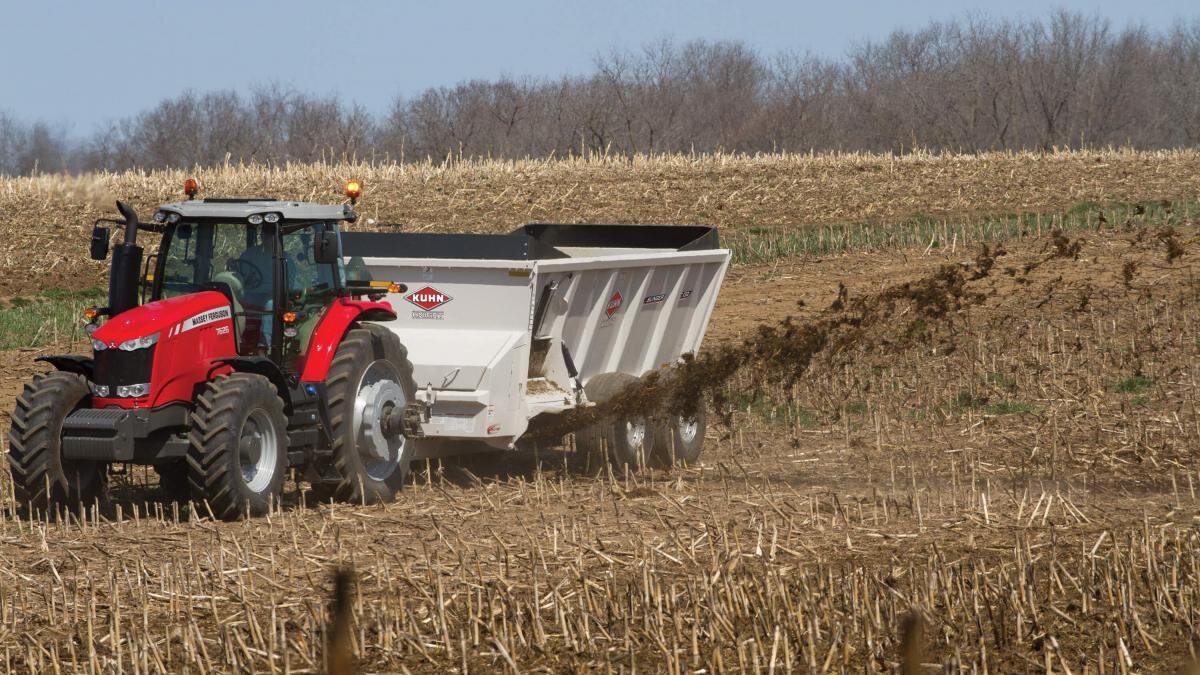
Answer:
[651,404,707,466]
[7,371,108,516]
[186,373,288,520]
[321,325,417,505]
[577,372,655,471]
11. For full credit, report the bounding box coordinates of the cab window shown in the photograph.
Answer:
[281,222,341,363]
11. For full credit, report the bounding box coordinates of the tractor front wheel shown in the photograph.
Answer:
[186,373,288,520]
[8,371,108,516]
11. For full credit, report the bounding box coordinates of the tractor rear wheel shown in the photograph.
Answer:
[322,325,416,505]
[8,371,108,516]
[577,373,655,471]
[186,373,288,520]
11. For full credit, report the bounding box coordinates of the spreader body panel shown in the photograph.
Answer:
[342,224,729,448]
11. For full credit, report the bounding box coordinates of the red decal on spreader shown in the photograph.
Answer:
[605,291,623,318]
[405,286,453,311]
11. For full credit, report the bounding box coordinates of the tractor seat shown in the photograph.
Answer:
[210,271,246,338]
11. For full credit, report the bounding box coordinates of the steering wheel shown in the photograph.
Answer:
[226,259,264,290]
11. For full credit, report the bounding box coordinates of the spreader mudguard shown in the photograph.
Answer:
[297,297,396,382]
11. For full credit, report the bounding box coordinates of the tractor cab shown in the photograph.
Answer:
[146,198,350,364]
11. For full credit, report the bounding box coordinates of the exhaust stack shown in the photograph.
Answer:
[107,200,143,317]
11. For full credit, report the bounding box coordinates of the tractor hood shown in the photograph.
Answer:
[89,290,240,409]
[92,291,232,347]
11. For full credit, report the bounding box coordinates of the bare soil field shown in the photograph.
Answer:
[0,155,1197,672]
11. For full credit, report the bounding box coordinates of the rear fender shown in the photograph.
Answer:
[297,298,396,382]
[35,355,94,380]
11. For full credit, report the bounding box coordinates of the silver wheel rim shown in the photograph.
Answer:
[353,360,408,481]
[677,414,699,444]
[624,418,646,450]
[240,408,279,493]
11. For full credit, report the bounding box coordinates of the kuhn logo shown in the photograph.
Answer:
[605,291,623,318]
[405,286,452,311]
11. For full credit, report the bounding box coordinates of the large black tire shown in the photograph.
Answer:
[186,373,288,520]
[577,373,655,471]
[8,371,108,516]
[322,325,417,505]
[651,404,707,466]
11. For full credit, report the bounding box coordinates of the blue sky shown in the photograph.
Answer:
[2,0,1194,133]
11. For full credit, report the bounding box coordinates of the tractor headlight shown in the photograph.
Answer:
[116,383,150,398]
[117,332,160,351]
[248,214,264,225]
[263,212,280,224]
[88,382,110,397]
[91,339,108,351]
[153,211,168,223]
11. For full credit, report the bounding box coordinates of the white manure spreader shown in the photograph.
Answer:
[342,223,729,471]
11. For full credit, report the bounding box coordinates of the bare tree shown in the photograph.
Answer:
[10,11,1200,175]
[1155,19,1200,145]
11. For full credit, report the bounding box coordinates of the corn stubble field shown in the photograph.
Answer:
[0,150,1198,672]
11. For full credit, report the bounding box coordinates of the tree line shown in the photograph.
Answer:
[2,10,1198,175]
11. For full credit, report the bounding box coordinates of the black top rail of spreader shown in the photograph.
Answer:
[341,223,719,261]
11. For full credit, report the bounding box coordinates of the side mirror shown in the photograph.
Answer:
[90,225,110,260]
[314,230,340,264]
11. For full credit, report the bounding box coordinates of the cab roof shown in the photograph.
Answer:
[157,198,355,222]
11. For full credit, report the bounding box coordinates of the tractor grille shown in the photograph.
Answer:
[93,346,155,387]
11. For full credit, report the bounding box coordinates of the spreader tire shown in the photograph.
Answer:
[322,325,417,505]
[578,372,654,471]
[7,371,107,516]
[186,373,288,520]
[651,404,707,467]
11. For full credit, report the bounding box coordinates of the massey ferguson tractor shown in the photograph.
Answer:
[8,180,729,520]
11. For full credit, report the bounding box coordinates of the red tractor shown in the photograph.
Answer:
[8,182,418,519]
